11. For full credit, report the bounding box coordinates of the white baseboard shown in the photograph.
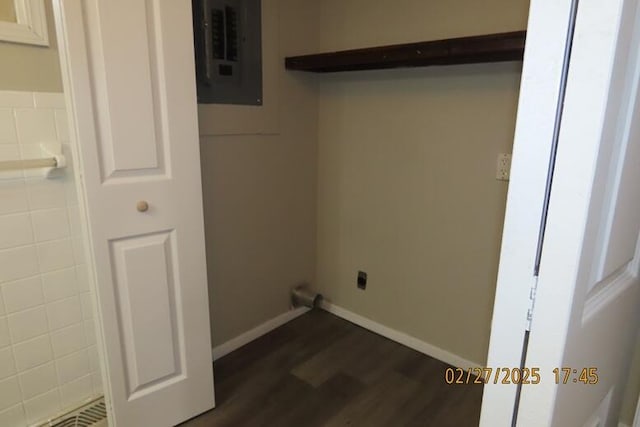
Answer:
[211,302,481,370]
[320,301,482,370]
[211,307,310,361]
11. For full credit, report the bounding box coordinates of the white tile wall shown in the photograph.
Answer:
[0,317,10,347]
[0,377,21,411]
[0,91,102,427]
[41,268,77,303]
[0,246,39,283]
[0,109,18,144]
[0,181,29,215]
[51,323,87,358]
[7,307,48,343]
[2,277,43,313]
[19,362,57,400]
[0,347,16,380]
[46,297,82,331]
[13,335,52,372]
[37,239,75,273]
[0,403,25,427]
[0,92,34,108]
[0,214,33,250]
[26,180,67,211]
[55,349,89,385]
[14,109,57,145]
[23,388,61,425]
[60,376,92,408]
[33,93,66,110]
[31,209,70,242]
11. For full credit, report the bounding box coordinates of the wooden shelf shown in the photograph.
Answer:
[285,31,526,73]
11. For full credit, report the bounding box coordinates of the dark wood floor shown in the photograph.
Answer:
[181,310,483,427]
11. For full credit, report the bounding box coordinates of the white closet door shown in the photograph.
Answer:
[519,0,640,424]
[53,1,215,426]
[483,0,640,425]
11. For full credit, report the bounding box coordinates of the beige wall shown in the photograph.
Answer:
[0,0,17,22]
[317,0,529,51]
[0,0,62,92]
[199,0,319,347]
[315,0,529,365]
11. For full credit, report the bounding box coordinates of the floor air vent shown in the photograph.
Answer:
[44,398,107,427]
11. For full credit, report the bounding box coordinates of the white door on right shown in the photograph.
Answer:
[518,0,640,425]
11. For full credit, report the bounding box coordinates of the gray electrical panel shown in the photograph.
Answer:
[192,0,262,105]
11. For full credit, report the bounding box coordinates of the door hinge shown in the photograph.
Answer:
[526,275,539,331]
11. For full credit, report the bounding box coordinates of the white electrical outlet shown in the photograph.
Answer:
[496,153,512,181]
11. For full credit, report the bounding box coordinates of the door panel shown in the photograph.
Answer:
[87,0,164,178]
[53,1,215,426]
[597,100,640,282]
[583,389,613,427]
[111,231,182,395]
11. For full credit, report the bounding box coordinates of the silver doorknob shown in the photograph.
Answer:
[136,201,149,212]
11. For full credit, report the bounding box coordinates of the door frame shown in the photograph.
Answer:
[479,0,578,424]
[51,0,115,419]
